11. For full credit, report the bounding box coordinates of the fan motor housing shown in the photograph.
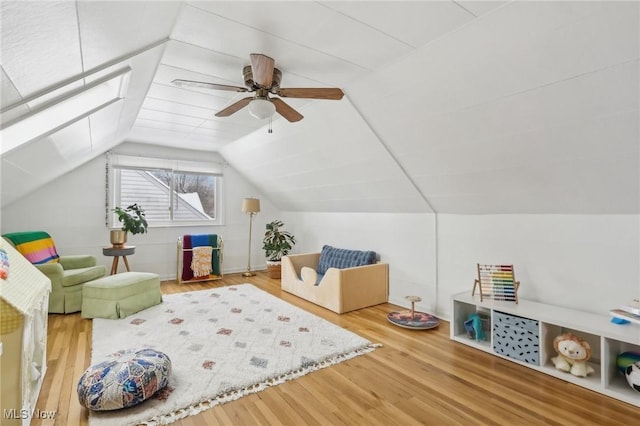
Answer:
[243,65,282,90]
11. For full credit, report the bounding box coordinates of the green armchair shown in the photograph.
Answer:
[2,232,107,314]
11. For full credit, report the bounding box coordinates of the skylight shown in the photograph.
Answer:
[0,66,132,155]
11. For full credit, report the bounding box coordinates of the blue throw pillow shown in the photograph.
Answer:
[316,245,376,275]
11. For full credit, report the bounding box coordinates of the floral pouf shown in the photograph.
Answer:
[77,348,172,411]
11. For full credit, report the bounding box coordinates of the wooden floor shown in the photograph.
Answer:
[33,272,639,426]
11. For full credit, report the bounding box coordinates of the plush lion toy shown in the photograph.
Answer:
[551,332,595,377]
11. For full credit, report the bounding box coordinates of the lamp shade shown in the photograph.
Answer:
[248,98,276,120]
[242,198,260,214]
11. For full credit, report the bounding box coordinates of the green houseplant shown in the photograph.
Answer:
[110,203,148,247]
[262,220,295,279]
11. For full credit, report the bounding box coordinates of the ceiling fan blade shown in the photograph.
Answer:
[172,79,248,93]
[215,97,253,117]
[250,53,275,88]
[276,87,344,100]
[272,98,303,122]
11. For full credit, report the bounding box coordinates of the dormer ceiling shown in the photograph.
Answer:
[1,1,638,214]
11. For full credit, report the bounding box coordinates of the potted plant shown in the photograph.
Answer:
[110,203,148,247]
[262,220,296,279]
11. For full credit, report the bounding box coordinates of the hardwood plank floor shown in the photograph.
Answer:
[32,272,639,425]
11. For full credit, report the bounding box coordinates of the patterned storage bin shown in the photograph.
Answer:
[492,311,540,365]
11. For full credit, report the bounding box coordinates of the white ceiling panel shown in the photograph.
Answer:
[290,9,413,70]
[138,109,207,127]
[88,100,128,151]
[132,114,251,147]
[146,83,231,110]
[154,64,230,90]
[0,1,82,97]
[160,41,248,86]
[127,126,229,151]
[188,1,336,43]
[191,1,426,68]
[420,152,639,214]
[456,1,507,17]
[0,66,28,124]
[186,1,412,71]
[134,118,200,133]
[172,4,367,87]
[0,67,22,107]
[114,42,170,142]
[221,97,431,213]
[381,59,638,158]
[0,1,178,205]
[341,0,638,214]
[188,126,240,139]
[50,118,93,158]
[2,1,637,215]
[141,98,214,119]
[321,0,475,48]
[77,1,181,69]
[397,110,637,180]
[159,40,344,91]
[349,1,637,112]
[193,120,252,140]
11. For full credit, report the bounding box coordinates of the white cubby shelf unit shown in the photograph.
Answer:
[451,291,640,407]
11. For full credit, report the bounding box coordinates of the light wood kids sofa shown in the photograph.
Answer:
[281,245,388,314]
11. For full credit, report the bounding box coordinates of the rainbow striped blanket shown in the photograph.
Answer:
[3,231,60,264]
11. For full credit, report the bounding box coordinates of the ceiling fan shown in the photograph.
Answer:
[172,53,344,123]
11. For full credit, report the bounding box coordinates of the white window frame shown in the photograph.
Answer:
[109,154,224,228]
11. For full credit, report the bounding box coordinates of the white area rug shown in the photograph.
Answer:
[89,284,378,426]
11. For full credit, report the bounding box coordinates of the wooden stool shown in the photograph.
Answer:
[103,245,135,275]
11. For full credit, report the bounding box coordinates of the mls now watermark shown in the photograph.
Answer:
[3,408,57,420]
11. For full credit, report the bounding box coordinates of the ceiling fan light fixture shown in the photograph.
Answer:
[248,98,276,120]
[176,53,343,122]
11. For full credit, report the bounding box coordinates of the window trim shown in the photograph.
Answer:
[109,154,224,228]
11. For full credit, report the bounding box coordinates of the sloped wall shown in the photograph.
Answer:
[0,144,277,279]
[220,98,433,214]
[1,1,182,208]
[2,152,637,318]
[348,1,639,214]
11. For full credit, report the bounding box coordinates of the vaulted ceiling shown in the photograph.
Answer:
[1,1,638,213]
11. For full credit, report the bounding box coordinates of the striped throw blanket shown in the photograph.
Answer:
[181,234,220,281]
[2,231,60,264]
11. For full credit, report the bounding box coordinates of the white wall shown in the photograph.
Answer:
[436,214,640,318]
[281,211,438,314]
[0,145,278,279]
[279,212,639,320]
[3,152,637,320]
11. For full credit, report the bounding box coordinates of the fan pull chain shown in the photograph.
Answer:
[268,117,273,134]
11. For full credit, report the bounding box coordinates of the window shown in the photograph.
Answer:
[109,154,223,227]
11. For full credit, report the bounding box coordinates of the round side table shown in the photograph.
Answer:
[103,245,135,275]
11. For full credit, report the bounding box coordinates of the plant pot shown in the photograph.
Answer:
[266,261,282,279]
[110,230,127,248]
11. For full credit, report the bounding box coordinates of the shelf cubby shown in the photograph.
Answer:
[451,291,640,408]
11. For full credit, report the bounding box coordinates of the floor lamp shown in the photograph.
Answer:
[242,198,260,277]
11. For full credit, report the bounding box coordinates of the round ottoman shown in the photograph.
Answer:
[77,348,171,411]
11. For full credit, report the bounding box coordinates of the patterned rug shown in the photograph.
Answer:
[89,284,378,425]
